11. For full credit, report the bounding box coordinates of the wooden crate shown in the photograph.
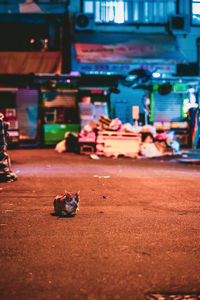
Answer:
[79,143,96,155]
[96,131,141,158]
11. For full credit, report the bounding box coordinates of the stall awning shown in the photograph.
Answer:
[0,52,62,74]
[72,32,187,75]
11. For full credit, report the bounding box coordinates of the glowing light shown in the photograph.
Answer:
[115,1,124,23]
[125,75,137,81]
[193,3,200,14]
[70,71,80,76]
[152,72,161,78]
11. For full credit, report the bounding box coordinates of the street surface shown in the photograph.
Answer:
[0,148,200,300]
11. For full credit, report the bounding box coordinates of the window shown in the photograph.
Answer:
[191,0,200,25]
[82,0,177,24]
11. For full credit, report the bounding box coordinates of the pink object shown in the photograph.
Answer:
[155,131,168,141]
[78,131,96,143]
[109,118,122,131]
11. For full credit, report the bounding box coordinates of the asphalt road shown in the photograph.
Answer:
[0,148,200,300]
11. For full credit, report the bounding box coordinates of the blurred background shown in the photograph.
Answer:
[0,0,199,152]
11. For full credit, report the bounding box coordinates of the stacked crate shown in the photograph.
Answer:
[96,131,142,158]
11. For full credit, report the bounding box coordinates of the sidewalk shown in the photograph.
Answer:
[177,148,200,164]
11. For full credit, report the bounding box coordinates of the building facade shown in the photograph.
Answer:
[0,0,199,147]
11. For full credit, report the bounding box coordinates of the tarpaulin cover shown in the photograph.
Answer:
[73,32,187,64]
[0,52,62,74]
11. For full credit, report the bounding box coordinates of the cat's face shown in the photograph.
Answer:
[65,191,80,205]
[64,192,79,214]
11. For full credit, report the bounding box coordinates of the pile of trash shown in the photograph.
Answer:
[55,114,180,158]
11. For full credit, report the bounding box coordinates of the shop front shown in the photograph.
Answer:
[71,31,187,125]
[70,31,200,150]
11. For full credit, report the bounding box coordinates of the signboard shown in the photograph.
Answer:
[74,42,157,63]
[43,92,76,108]
[132,106,139,120]
[71,61,176,75]
[72,32,186,75]
[73,32,186,63]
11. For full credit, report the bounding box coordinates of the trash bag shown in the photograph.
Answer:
[66,133,79,153]
[0,113,17,182]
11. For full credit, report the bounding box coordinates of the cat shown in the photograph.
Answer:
[53,191,80,217]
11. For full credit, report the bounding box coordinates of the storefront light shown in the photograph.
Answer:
[70,71,80,76]
[152,72,161,78]
[125,75,137,81]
